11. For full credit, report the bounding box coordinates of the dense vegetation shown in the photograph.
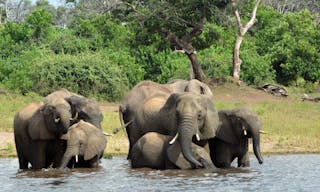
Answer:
[0,0,320,100]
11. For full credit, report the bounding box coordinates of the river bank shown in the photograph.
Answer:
[1,83,319,157]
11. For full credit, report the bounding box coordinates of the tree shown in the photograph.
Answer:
[6,0,32,22]
[114,0,231,82]
[25,8,53,42]
[264,0,320,14]
[231,0,262,82]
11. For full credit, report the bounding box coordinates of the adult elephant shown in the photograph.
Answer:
[45,88,104,168]
[129,92,219,168]
[59,120,107,169]
[131,132,213,169]
[14,98,73,169]
[208,107,264,168]
[119,79,213,159]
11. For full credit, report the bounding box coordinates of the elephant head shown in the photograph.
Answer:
[216,107,263,164]
[65,96,103,129]
[131,132,213,169]
[59,120,107,168]
[184,79,213,97]
[28,98,71,139]
[161,92,219,168]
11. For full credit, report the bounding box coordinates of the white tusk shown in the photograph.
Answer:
[242,125,247,135]
[103,132,113,136]
[259,130,267,134]
[169,133,179,145]
[54,117,60,123]
[70,112,78,121]
[75,155,78,163]
[196,133,200,141]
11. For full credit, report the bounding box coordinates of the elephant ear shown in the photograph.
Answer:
[81,123,107,160]
[167,141,193,169]
[161,93,180,110]
[199,95,220,140]
[215,110,239,144]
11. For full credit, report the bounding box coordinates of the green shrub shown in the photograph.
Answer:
[199,46,233,79]
[29,50,143,101]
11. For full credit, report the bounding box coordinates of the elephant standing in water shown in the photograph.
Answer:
[45,88,104,168]
[128,92,219,168]
[208,107,264,168]
[14,98,73,169]
[131,132,213,169]
[59,120,107,169]
[119,79,213,159]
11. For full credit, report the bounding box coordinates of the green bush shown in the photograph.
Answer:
[49,29,93,54]
[199,46,233,80]
[29,50,143,101]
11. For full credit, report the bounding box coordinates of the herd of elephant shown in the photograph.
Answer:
[13,79,264,170]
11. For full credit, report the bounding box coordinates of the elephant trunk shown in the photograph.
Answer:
[252,131,263,164]
[59,145,77,168]
[60,114,71,135]
[179,115,203,168]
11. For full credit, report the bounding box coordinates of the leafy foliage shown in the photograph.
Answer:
[0,1,320,99]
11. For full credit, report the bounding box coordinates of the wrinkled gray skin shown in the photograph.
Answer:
[45,88,103,129]
[131,132,214,169]
[208,107,264,168]
[45,88,104,168]
[119,79,213,159]
[14,99,71,169]
[59,120,107,169]
[130,92,219,168]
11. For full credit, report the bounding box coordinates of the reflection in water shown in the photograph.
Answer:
[0,155,320,192]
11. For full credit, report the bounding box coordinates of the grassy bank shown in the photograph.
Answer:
[0,83,319,158]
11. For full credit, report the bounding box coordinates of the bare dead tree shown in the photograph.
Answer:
[232,0,262,82]
[6,0,31,22]
[265,0,320,14]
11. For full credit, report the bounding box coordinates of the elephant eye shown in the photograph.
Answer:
[54,116,61,123]
[197,113,203,120]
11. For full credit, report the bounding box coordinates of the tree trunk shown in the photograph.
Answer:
[231,0,262,82]
[232,35,243,80]
[187,53,206,82]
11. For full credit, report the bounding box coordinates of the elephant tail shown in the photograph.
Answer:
[113,105,131,134]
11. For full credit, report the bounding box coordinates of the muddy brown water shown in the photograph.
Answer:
[0,154,319,192]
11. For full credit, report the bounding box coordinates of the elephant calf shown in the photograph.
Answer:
[59,120,107,169]
[131,132,214,169]
[208,107,264,168]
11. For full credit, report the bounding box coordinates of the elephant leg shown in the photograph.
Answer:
[16,147,29,169]
[127,128,141,160]
[31,141,47,169]
[238,152,250,167]
[209,138,233,168]
[88,156,100,168]
[15,134,30,169]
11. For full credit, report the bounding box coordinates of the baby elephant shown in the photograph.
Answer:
[60,120,107,168]
[131,132,214,169]
[208,107,264,168]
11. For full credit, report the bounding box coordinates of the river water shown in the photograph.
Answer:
[0,154,319,192]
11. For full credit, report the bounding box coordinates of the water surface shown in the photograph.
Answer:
[0,154,319,192]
